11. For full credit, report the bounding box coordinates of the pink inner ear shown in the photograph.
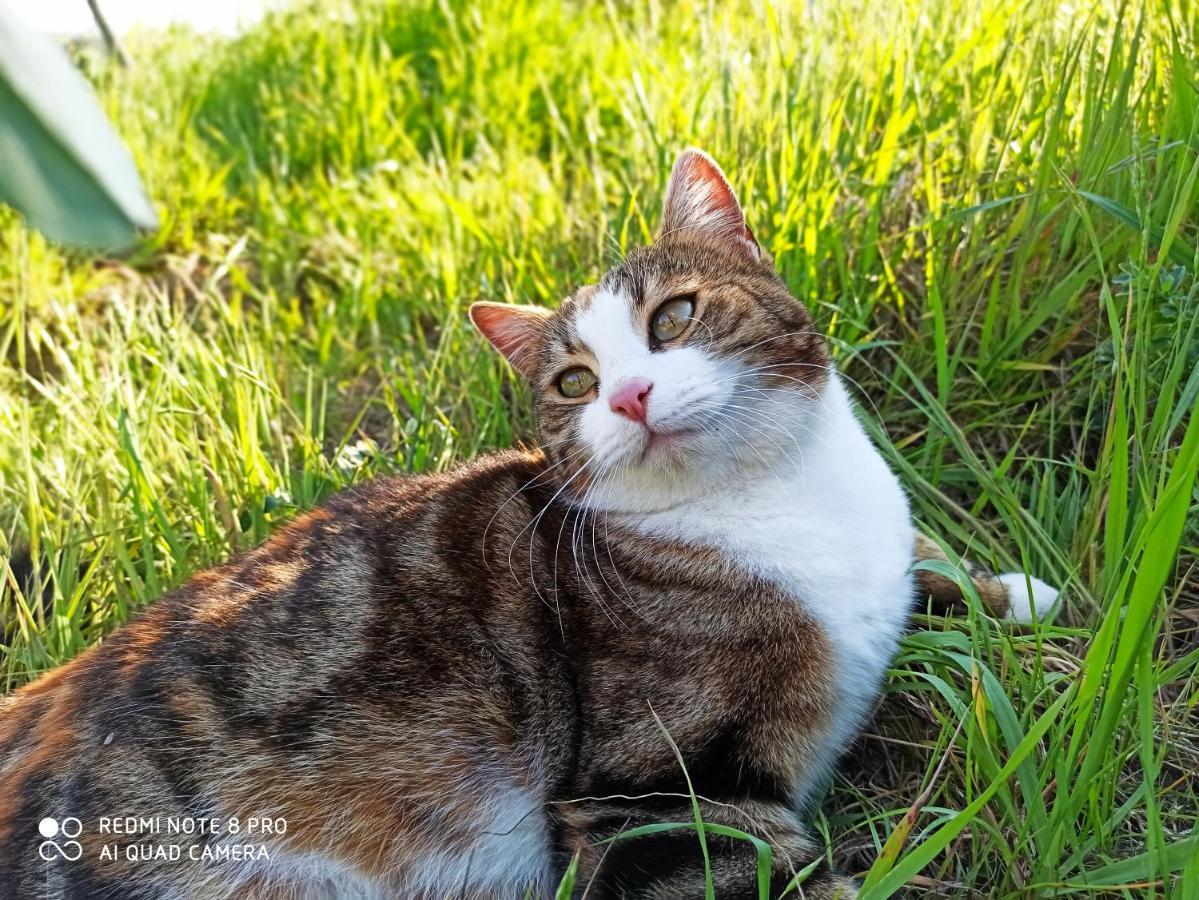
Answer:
[469,303,547,378]
[662,150,759,259]
[677,153,738,216]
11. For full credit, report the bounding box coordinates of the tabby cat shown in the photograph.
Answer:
[0,149,1058,899]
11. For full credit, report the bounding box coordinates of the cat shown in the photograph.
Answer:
[0,149,1059,899]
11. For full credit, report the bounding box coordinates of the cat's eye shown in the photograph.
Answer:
[557,367,597,398]
[651,296,695,342]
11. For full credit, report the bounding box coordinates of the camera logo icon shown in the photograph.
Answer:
[37,817,83,861]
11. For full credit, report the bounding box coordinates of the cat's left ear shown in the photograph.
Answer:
[659,148,760,261]
[469,301,551,379]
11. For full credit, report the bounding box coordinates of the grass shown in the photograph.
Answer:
[1,0,1197,894]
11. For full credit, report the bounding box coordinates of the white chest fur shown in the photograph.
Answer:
[630,376,915,803]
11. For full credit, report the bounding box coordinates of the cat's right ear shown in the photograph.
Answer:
[469,302,551,380]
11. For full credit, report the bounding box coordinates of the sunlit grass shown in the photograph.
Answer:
[1,0,1196,894]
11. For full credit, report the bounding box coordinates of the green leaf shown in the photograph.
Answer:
[0,14,156,250]
[861,686,1073,898]
[1057,833,1199,891]
[554,850,579,899]
[1077,191,1196,267]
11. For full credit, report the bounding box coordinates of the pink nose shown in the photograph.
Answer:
[608,377,652,423]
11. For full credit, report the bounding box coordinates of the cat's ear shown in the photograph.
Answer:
[469,302,551,379]
[659,148,760,261]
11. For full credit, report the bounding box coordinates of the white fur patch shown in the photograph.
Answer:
[233,847,387,899]
[218,784,551,898]
[402,784,551,898]
[997,572,1060,624]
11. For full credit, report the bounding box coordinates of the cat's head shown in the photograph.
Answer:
[471,149,829,511]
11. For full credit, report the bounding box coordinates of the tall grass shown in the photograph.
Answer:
[1,0,1196,894]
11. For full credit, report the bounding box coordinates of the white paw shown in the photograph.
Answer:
[997,573,1060,624]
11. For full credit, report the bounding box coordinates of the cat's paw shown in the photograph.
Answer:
[997,572,1060,624]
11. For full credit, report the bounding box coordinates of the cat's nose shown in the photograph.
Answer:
[609,377,652,423]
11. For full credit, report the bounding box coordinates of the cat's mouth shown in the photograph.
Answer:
[638,426,701,462]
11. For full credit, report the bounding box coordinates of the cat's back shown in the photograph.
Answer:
[2,446,550,719]
[0,449,564,898]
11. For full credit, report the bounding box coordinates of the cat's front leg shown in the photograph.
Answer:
[558,798,858,899]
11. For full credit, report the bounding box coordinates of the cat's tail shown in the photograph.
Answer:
[913,532,1060,624]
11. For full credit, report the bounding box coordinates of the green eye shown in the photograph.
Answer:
[651,296,695,342]
[557,367,597,398]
